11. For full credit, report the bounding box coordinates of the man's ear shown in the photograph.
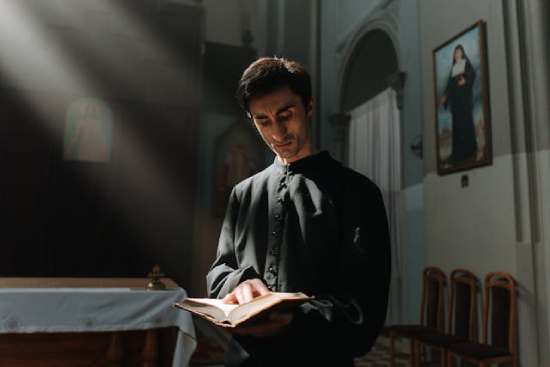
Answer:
[306,99,314,119]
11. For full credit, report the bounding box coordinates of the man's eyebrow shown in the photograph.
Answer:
[252,103,295,119]
[252,113,268,119]
[275,103,296,114]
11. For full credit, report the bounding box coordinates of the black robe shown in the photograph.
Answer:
[444,58,478,163]
[206,151,391,367]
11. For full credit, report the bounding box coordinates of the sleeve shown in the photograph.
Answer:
[290,183,391,357]
[206,187,261,299]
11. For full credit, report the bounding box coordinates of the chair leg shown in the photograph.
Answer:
[415,341,421,367]
[440,348,446,367]
[389,333,396,367]
[410,339,416,367]
[446,351,453,367]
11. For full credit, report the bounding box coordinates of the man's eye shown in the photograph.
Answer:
[278,111,292,120]
[256,119,269,126]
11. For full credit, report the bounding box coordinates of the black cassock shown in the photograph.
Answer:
[207,151,391,367]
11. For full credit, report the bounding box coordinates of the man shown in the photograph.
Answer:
[206,57,390,366]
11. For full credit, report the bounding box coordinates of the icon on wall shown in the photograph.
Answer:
[433,20,492,175]
[212,120,267,217]
[63,97,113,163]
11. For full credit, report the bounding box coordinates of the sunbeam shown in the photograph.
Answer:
[0,0,203,279]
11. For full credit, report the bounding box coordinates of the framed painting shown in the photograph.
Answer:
[433,21,492,175]
[212,120,267,217]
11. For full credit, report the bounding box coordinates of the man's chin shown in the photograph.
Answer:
[273,144,294,155]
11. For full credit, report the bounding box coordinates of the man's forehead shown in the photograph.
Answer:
[249,87,300,115]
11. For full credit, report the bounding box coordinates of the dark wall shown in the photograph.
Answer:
[202,42,257,114]
[0,0,203,282]
[341,30,398,112]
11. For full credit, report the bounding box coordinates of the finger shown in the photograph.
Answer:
[223,292,237,304]
[241,283,254,303]
[250,279,270,296]
[235,287,246,305]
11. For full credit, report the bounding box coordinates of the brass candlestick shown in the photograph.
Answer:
[146,264,167,290]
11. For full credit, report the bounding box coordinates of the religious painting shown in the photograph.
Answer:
[64,97,113,162]
[433,21,492,175]
[213,120,267,217]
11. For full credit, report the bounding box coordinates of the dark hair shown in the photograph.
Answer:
[452,44,468,65]
[236,57,312,114]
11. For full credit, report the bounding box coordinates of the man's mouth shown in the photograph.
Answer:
[274,141,292,148]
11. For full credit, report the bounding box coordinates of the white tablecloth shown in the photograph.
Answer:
[0,287,196,367]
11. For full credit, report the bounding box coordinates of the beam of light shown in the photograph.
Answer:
[0,0,91,99]
[0,0,203,277]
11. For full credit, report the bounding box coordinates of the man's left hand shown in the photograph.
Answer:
[229,312,293,338]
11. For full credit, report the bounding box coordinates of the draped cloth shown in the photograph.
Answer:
[348,88,402,324]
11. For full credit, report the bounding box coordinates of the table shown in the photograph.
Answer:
[0,278,196,367]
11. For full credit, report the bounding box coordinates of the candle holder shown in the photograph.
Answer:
[146,264,167,291]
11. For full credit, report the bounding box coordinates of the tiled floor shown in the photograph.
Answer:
[191,321,414,367]
[355,335,410,367]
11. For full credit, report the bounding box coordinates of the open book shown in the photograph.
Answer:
[175,292,313,328]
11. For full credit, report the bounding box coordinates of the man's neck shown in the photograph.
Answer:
[277,145,317,165]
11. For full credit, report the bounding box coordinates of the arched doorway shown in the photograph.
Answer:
[341,29,398,112]
[340,27,404,325]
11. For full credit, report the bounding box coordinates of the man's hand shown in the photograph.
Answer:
[231,312,293,338]
[223,278,270,305]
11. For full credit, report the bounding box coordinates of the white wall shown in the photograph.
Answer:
[419,1,541,365]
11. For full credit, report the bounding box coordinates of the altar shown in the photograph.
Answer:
[0,278,196,367]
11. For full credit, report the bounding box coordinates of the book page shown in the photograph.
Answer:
[228,292,310,324]
[187,298,239,317]
[176,292,313,327]
[180,298,239,321]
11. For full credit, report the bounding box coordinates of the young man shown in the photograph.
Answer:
[206,57,390,367]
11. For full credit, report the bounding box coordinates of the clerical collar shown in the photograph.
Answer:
[273,150,332,173]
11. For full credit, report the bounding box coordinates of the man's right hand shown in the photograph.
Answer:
[223,278,270,304]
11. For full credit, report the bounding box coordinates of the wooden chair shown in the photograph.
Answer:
[388,267,447,367]
[446,272,518,367]
[415,269,479,367]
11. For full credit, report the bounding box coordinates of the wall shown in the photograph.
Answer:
[202,0,263,51]
[320,0,425,324]
[190,0,264,296]
[189,0,318,296]
[419,0,543,365]
[0,0,203,285]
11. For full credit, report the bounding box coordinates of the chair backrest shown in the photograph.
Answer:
[420,267,447,332]
[449,269,479,341]
[482,272,517,354]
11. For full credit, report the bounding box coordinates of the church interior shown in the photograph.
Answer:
[1,0,549,366]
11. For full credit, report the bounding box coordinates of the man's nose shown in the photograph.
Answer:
[272,121,287,141]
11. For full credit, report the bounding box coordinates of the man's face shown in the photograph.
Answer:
[248,86,313,164]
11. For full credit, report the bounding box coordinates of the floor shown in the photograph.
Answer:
[355,334,410,367]
[190,325,413,367]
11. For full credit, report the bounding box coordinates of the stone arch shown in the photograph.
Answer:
[338,2,400,112]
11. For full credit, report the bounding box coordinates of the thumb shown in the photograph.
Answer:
[223,293,238,304]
